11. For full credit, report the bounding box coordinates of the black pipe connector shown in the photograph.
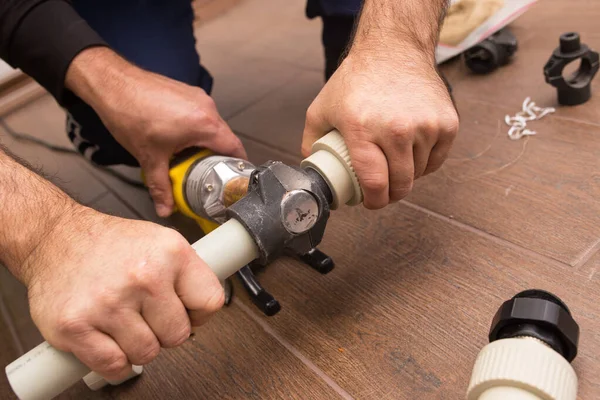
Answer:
[489,289,580,362]
[544,32,599,106]
[464,28,518,74]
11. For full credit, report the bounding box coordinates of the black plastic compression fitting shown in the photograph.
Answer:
[544,32,599,106]
[488,289,580,362]
[464,28,518,74]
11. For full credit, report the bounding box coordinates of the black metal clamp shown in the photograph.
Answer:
[544,32,600,106]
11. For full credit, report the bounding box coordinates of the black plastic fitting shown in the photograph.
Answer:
[489,289,580,362]
[464,28,518,74]
[544,32,599,105]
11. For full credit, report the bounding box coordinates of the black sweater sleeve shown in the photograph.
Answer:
[0,0,108,104]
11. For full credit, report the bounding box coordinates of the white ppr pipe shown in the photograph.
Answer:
[6,219,259,400]
[5,131,359,400]
[191,219,259,280]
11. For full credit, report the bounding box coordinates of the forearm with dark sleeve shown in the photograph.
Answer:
[0,0,108,103]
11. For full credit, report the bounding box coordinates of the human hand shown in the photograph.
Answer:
[24,206,224,381]
[66,48,246,217]
[302,50,459,209]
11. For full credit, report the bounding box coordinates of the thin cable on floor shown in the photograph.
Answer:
[0,117,146,188]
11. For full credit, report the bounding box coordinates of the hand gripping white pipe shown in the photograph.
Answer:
[5,130,360,400]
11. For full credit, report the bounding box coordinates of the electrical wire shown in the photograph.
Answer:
[0,117,146,188]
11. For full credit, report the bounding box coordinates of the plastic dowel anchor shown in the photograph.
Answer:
[467,289,580,400]
[544,32,600,105]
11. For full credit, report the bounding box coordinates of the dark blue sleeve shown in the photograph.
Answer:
[306,0,362,18]
[0,0,108,103]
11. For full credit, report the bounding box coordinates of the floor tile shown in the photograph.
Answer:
[0,268,42,353]
[227,70,322,158]
[0,96,107,205]
[60,303,343,399]
[406,92,600,265]
[195,0,319,119]
[0,284,21,400]
[448,0,600,124]
[82,165,206,243]
[233,202,600,399]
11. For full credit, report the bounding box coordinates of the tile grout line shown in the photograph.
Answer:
[233,129,302,161]
[79,163,148,220]
[573,237,600,268]
[232,298,355,400]
[0,290,24,355]
[401,200,571,268]
[84,191,109,207]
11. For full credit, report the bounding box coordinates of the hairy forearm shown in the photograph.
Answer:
[0,147,76,284]
[351,0,449,63]
[65,47,136,111]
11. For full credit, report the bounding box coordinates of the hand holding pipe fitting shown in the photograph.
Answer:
[5,130,362,400]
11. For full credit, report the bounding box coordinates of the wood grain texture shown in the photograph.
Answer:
[0,95,108,205]
[228,70,322,158]
[0,268,42,353]
[59,304,342,399]
[231,203,600,399]
[0,280,22,400]
[444,0,600,121]
[406,93,600,265]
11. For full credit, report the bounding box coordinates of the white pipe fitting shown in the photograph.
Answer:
[467,337,578,400]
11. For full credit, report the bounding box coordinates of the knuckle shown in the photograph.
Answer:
[187,108,219,133]
[443,112,460,138]
[162,230,188,256]
[56,313,91,338]
[161,323,191,348]
[134,341,160,365]
[127,264,161,293]
[305,105,319,126]
[390,179,414,201]
[361,175,388,193]
[101,353,129,376]
[204,285,225,313]
[388,120,415,144]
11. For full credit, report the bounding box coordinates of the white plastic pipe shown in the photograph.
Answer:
[5,219,258,400]
[5,130,356,400]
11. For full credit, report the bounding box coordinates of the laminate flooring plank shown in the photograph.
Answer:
[406,92,600,265]
[230,202,600,399]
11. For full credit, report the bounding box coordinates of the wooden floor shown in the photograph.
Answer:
[1,0,600,398]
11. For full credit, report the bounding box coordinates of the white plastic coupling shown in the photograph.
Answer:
[300,130,363,209]
[467,337,578,400]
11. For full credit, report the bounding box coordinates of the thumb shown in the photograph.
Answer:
[143,158,175,218]
[302,102,333,158]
